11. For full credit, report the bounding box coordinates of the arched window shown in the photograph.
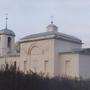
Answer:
[30,46,41,55]
[7,37,11,48]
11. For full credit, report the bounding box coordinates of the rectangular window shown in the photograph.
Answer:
[14,61,16,70]
[44,60,48,72]
[24,61,27,73]
[65,60,71,76]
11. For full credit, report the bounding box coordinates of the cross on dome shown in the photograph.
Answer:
[50,16,54,24]
[5,13,8,29]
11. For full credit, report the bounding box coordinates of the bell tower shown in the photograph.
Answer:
[0,15,15,56]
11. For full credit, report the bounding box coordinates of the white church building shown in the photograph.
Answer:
[0,18,90,79]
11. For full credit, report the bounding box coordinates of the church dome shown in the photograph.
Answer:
[0,28,15,36]
[0,15,15,36]
[47,21,58,32]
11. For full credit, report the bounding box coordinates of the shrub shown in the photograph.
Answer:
[0,65,89,90]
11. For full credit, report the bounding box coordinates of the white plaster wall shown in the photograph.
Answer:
[0,35,7,55]
[58,54,79,78]
[0,56,20,70]
[55,39,82,53]
[54,39,82,76]
[0,37,82,77]
[0,35,15,55]
[10,36,15,52]
[0,36,1,55]
[20,39,55,76]
[79,55,90,79]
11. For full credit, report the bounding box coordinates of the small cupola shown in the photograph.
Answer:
[0,15,15,36]
[47,21,58,32]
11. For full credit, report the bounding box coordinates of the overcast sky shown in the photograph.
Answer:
[0,0,90,47]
